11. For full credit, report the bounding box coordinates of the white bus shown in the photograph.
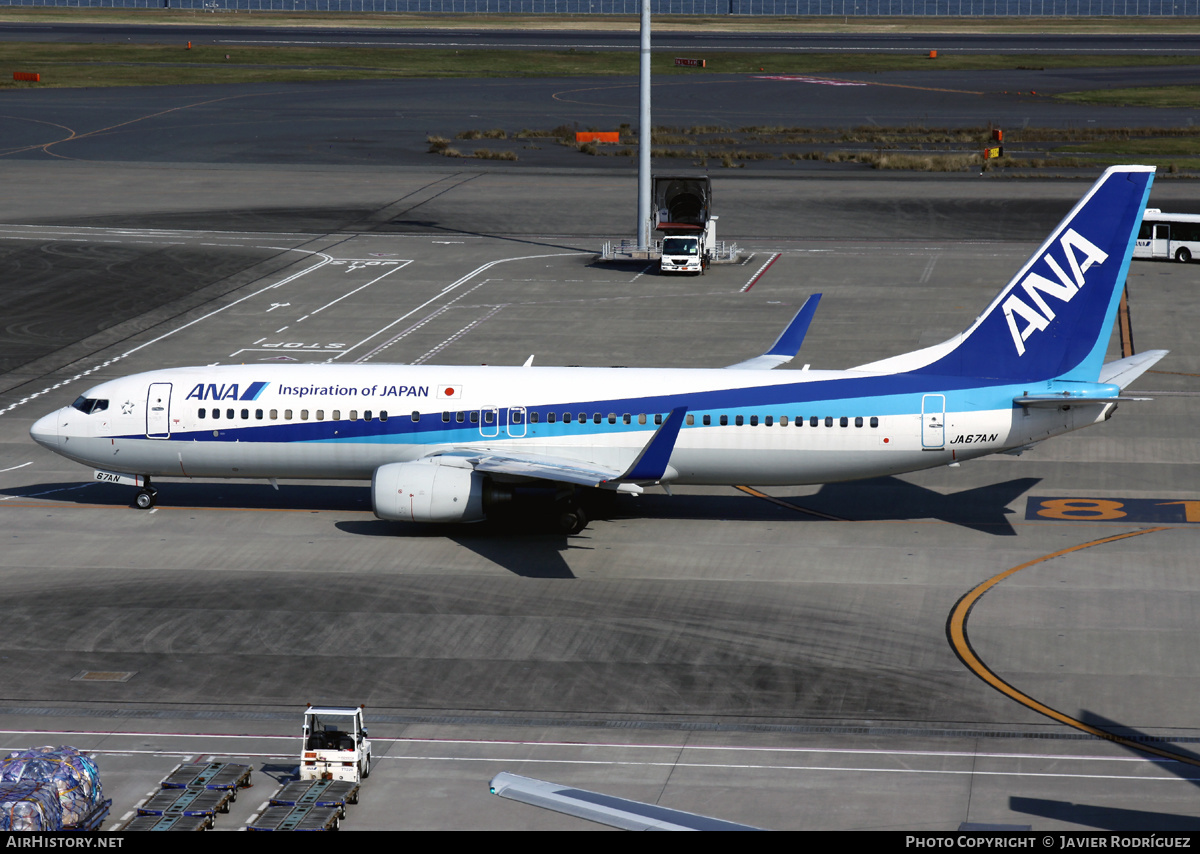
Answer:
[1134,208,1200,263]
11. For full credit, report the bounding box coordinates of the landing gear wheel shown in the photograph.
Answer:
[134,488,157,510]
[556,505,588,535]
[1177,247,1192,263]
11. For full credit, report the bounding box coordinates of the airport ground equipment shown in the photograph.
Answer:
[248,778,359,830]
[0,746,110,830]
[248,802,342,831]
[654,174,720,274]
[272,778,360,814]
[136,784,237,826]
[300,705,372,783]
[122,813,210,831]
[161,761,253,795]
[121,761,252,831]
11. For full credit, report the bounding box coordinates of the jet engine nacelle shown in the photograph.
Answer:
[372,460,487,523]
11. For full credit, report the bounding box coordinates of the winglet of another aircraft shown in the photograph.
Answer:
[725,294,822,370]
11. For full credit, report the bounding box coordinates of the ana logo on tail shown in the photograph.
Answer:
[1002,228,1109,357]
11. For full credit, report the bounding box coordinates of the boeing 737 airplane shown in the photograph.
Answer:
[30,166,1165,533]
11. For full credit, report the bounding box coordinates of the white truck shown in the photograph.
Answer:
[300,705,372,783]
[660,218,718,275]
[654,175,716,275]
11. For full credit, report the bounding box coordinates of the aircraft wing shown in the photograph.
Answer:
[725,294,821,370]
[434,448,623,488]
[1098,349,1169,389]
[431,407,688,488]
[489,772,763,831]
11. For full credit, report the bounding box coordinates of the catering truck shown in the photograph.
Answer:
[654,175,716,274]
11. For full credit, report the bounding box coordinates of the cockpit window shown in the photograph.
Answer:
[71,397,108,415]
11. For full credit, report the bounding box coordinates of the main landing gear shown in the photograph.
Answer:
[134,478,157,509]
[554,487,589,535]
[556,502,588,535]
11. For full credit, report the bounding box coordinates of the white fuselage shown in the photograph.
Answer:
[30,363,1105,487]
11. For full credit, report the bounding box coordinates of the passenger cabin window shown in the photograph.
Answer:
[810,417,818,427]
[411,411,419,422]
[702,415,711,426]
[241,409,249,420]
[226,409,235,420]
[720,415,728,426]
[284,409,293,420]
[685,415,694,426]
[379,411,387,422]
[855,417,863,428]
[316,410,325,421]
[735,415,744,426]
[530,412,540,424]
[840,417,848,427]
[270,410,278,420]
[442,412,451,423]
[654,414,663,426]
[364,411,373,422]
[256,409,264,420]
[212,409,220,420]
[198,409,206,420]
[547,412,556,424]
[470,412,479,423]
[456,412,465,423]
[300,410,309,421]
[870,417,879,428]
[349,410,358,421]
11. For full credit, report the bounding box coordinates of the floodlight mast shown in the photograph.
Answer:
[636,0,652,251]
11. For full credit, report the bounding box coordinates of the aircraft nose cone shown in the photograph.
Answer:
[29,411,60,450]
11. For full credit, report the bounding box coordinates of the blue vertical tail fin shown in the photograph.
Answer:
[854,165,1155,382]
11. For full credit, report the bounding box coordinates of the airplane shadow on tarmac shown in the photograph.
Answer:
[10,474,1037,578]
[1009,711,1200,831]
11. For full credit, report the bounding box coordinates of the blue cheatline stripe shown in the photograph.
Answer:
[129,375,1034,446]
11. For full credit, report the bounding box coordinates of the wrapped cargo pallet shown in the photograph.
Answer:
[1,746,104,827]
[0,782,62,831]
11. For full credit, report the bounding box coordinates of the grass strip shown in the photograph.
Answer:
[3,42,1200,89]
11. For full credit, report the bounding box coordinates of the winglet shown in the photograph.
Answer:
[616,407,687,483]
[725,294,822,370]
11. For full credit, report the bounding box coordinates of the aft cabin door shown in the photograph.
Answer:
[921,394,945,450]
[146,383,172,439]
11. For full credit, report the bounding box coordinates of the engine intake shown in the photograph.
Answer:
[372,460,491,523]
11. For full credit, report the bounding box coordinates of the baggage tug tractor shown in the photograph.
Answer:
[300,705,372,782]
[655,175,716,275]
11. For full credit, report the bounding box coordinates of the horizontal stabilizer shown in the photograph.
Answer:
[489,772,763,831]
[1013,396,1128,408]
[1098,349,1169,389]
[726,294,822,370]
